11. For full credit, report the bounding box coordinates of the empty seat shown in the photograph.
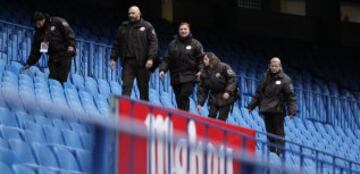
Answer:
[38,168,58,174]
[98,79,110,96]
[109,81,121,96]
[71,74,85,89]
[12,165,36,174]
[53,146,80,171]
[0,107,18,127]
[32,143,58,168]
[52,118,70,130]
[43,126,65,145]
[8,139,36,164]
[69,122,88,134]
[85,76,99,96]
[15,111,34,128]
[33,114,53,126]
[0,138,9,149]
[23,130,46,144]
[63,129,83,149]
[23,121,43,132]
[0,148,17,165]
[0,161,13,174]
[80,133,95,150]
[1,126,23,141]
[76,150,92,172]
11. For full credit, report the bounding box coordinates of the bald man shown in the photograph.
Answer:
[247,57,297,156]
[110,6,158,101]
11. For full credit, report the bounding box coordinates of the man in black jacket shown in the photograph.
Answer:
[159,22,204,111]
[197,52,238,121]
[109,6,158,101]
[247,57,297,155]
[24,12,76,84]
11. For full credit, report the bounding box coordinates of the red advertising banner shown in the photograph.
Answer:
[117,97,256,174]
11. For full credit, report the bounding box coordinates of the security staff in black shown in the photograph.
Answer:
[247,57,297,156]
[197,52,238,121]
[24,12,76,84]
[159,22,204,111]
[110,6,158,101]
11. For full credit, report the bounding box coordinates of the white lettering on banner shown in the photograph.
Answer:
[145,114,234,174]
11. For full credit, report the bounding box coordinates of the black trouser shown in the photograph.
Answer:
[172,82,195,111]
[121,58,150,101]
[263,113,285,154]
[48,54,72,84]
[208,104,231,121]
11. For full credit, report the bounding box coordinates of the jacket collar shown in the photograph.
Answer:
[175,33,193,43]
[267,69,285,79]
[123,18,144,27]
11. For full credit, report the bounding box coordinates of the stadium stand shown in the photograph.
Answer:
[0,0,359,173]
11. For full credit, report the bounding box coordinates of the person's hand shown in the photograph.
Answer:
[23,64,30,70]
[197,105,202,113]
[222,92,230,100]
[67,46,75,53]
[159,71,165,79]
[145,59,153,69]
[196,71,201,80]
[109,60,116,70]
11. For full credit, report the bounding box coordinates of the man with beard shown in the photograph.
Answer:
[109,6,158,101]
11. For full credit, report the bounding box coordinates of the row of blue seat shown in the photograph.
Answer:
[0,140,91,173]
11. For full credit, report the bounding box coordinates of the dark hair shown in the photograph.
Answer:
[205,51,220,68]
[33,11,46,22]
[179,22,190,29]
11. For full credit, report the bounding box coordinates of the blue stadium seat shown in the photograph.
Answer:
[53,146,80,171]
[33,114,53,126]
[43,126,65,145]
[12,165,36,174]
[1,126,23,141]
[76,150,92,173]
[0,107,18,127]
[8,139,36,164]
[62,129,83,149]
[32,143,58,168]
[85,76,98,96]
[160,92,173,108]
[0,148,17,165]
[149,89,161,105]
[97,79,110,97]
[7,61,23,75]
[109,81,121,96]
[0,161,13,174]
[69,122,88,134]
[52,118,70,130]
[0,138,9,149]
[71,74,85,90]
[37,168,58,174]
[80,134,94,150]
[23,130,46,144]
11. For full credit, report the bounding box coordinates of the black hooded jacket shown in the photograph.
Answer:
[159,34,204,85]
[247,70,297,116]
[198,57,238,107]
[110,18,158,69]
[26,16,76,65]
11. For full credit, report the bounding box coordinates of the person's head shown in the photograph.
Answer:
[203,52,220,68]
[178,22,191,38]
[269,57,282,74]
[128,6,141,22]
[33,11,46,29]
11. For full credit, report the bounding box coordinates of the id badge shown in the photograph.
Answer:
[40,42,49,53]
